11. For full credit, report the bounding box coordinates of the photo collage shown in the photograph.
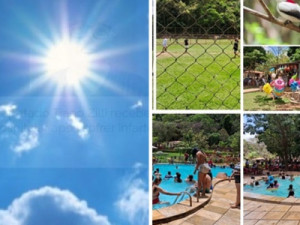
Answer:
[1,0,300,225]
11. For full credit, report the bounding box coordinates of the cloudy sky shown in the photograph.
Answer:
[0,0,148,224]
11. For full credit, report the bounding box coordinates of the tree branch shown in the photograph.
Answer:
[244,3,300,33]
[258,0,274,19]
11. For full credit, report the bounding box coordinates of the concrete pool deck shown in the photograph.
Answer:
[244,173,300,224]
[244,199,300,225]
[154,179,240,225]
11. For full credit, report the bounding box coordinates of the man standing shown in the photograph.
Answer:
[233,38,239,58]
[162,37,168,52]
[184,38,189,53]
[193,148,210,198]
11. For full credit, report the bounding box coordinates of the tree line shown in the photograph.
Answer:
[153,114,240,153]
[156,0,240,36]
[244,114,300,169]
[244,47,300,72]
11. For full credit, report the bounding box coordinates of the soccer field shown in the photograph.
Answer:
[156,39,240,109]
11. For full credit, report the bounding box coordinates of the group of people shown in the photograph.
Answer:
[161,37,190,53]
[160,37,239,57]
[250,171,296,198]
[153,148,241,208]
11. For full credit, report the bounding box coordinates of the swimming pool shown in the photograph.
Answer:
[153,164,233,209]
[244,176,300,198]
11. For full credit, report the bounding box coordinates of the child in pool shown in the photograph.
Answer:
[185,175,196,185]
[290,174,294,182]
[288,184,295,198]
[266,172,274,185]
[274,180,279,188]
[164,171,173,179]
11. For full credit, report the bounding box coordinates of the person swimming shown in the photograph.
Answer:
[174,172,182,183]
[266,172,274,184]
[288,184,295,198]
[185,175,196,185]
[274,180,279,188]
[164,171,173,179]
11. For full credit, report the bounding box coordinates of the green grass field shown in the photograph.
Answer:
[244,92,291,111]
[156,39,240,109]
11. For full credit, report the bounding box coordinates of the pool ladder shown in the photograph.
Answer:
[172,191,192,206]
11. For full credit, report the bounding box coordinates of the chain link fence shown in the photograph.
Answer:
[156,0,240,110]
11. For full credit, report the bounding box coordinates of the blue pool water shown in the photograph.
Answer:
[152,164,233,209]
[244,176,300,198]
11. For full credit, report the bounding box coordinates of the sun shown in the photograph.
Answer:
[44,40,91,86]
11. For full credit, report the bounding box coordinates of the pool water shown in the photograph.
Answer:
[153,164,233,209]
[244,176,300,198]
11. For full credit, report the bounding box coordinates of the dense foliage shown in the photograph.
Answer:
[157,0,240,36]
[244,47,267,70]
[244,139,275,160]
[153,114,240,153]
[287,47,300,62]
[244,115,300,168]
[244,47,296,73]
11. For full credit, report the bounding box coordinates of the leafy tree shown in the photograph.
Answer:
[244,47,267,70]
[244,114,300,169]
[287,47,300,58]
[288,48,300,61]
[193,131,209,149]
[157,0,240,36]
[244,139,275,160]
[153,114,240,151]
[219,128,229,142]
[208,133,220,146]
[228,132,240,153]
[183,129,194,147]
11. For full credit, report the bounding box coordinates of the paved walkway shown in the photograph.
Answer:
[244,199,300,225]
[162,181,240,225]
[244,88,260,93]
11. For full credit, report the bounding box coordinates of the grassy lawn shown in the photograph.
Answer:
[156,39,240,109]
[244,91,291,111]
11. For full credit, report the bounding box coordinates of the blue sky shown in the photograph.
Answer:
[263,46,288,56]
[0,0,148,224]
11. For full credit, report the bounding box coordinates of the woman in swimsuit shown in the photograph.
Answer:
[153,177,181,204]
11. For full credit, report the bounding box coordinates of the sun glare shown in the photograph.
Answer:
[44,40,91,86]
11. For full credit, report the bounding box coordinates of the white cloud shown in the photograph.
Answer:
[0,186,111,225]
[243,132,256,141]
[115,163,148,224]
[131,100,143,109]
[0,104,17,116]
[56,115,61,120]
[69,114,89,140]
[13,127,39,154]
[5,122,14,129]
[133,162,143,170]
